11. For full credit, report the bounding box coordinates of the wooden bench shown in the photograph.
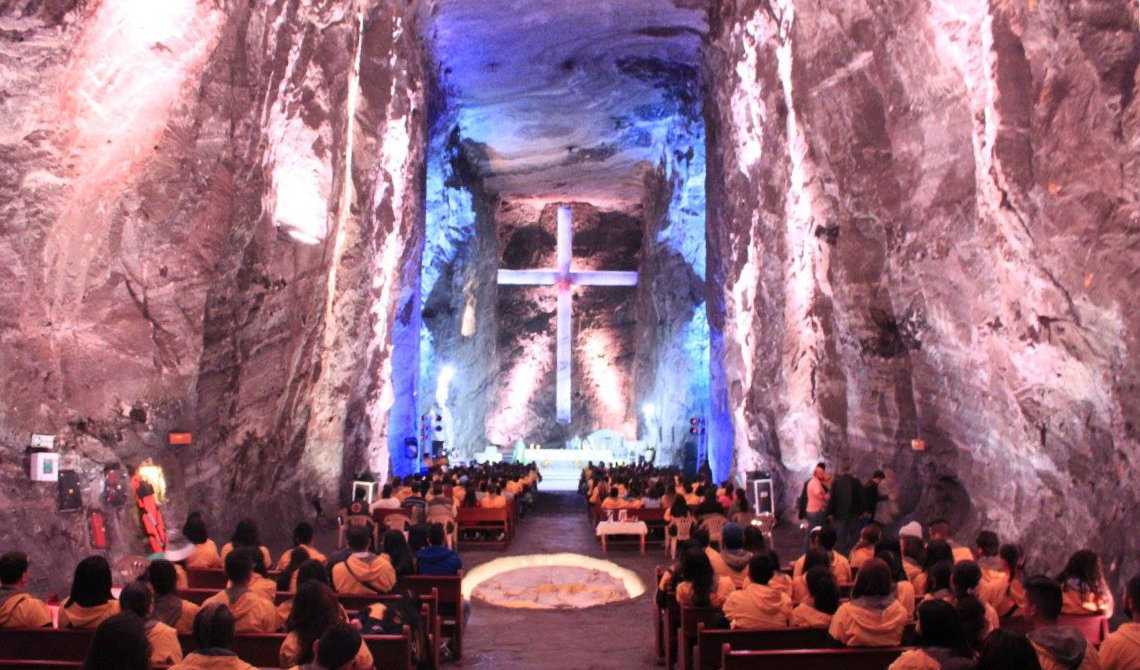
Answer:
[181,628,412,670]
[0,663,85,670]
[1059,612,1109,646]
[678,606,722,670]
[178,588,441,669]
[455,507,510,549]
[396,573,465,661]
[696,624,917,670]
[0,627,412,670]
[654,567,666,663]
[721,645,911,670]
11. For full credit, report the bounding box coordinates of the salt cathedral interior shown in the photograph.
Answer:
[1,0,1139,668]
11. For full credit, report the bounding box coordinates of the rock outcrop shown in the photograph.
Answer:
[706,0,1140,585]
[0,0,430,588]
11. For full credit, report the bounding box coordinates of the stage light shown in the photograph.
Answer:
[642,403,656,417]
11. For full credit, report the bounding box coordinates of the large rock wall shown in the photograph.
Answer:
[707,0,1140,586]
[0,0,429,589]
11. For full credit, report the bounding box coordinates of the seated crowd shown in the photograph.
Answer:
[0,460,526,669]
[653,510,1139,670]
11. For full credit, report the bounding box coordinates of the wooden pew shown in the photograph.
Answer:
[721,645,911,670]
[0,629,94,661]
[178,588,441,669]
[396,573,465,661]
[180,628,413,670]
[0,627,413,670]
[455,507,510,549]
[695,624,917,670]
[0,663,85,670]
[185,568,232,590]
[678,606,722,670]
[1058,612,1109,646]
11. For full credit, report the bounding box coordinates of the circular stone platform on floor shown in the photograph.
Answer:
[463,553,647,610]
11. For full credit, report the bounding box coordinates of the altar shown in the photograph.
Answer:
[519,448,615,491]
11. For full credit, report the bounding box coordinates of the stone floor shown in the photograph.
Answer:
[454,491,801,669]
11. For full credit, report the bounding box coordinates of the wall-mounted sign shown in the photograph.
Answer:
[30,452,60,482]
[910,439,927,451]
[31,434,55,449]
[168,433,192,445]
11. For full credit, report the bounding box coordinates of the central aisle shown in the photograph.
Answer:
[459,491,660,669]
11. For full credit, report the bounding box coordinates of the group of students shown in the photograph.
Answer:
[0,507,465,670]
[658,517,1140,670]
[364,463,539,518]
[583,463,753,518]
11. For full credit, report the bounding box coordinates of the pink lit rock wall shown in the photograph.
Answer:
[706,0,1140,587]
[0,0,428,589]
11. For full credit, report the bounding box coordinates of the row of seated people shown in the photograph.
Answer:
[0,520,460,648]
[658,520,1138,670]
[63,602,368,670]
[363,463,540,518]
[583,463,753,518]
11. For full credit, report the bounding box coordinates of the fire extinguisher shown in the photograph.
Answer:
[89,511,107,549]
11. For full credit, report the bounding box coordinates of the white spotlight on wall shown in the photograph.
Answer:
[436,364,456,406]
[642,403,656,418]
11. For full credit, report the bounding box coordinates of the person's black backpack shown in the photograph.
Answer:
[356,589,430,669]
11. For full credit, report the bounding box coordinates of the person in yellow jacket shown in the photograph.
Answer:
[977,541,1027,617]
[170,603,258,670]
[1058,550,1115,619]
[889,600,975,670]
[723,552,793,629]
[791,566,840,628]
[675,549,736,608]
[147,559,200,634]
[287,622,369,670]
[792,527,852,584]
[119,580,183,665]
[331,525,397,595]
[279,583,372,670]
[849,525,881,570]
[929,519,975,564]
[183,513,224,570]
[1024,576,1103,670]
[58,555,120,629]
[480,485,508,509]
[828,559,910,647]
[220,518,273,568]
[276,523,327,570]
[1100,575,1140,670]
[202,551,277,633]
[0,552,52,628]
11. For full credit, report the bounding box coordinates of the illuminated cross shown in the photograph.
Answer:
[498,205,638,424]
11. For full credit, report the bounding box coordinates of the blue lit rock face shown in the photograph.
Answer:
[416,0,718,455]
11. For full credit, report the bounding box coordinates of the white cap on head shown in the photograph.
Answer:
[899,521,924,540]
[162,530,195,563]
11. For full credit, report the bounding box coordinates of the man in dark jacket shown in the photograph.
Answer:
[416,523,462,576]
[827,463,864,555]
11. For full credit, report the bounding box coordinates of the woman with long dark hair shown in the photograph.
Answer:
[917,540,954,597]
[381,529,416,577]
[81,613,151,670]
[976,628,1043,670]
[1057,549,1114,617]
[59,556,119,629]
[221,518,271,568]
[182,512,222,570]
[280,582,372,669]
[791,566,840,628]
[888,600,974,670]
[828,558,909,647]
[675,548,733,608]
[275,547,311,592]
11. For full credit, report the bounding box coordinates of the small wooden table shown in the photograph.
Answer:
[596,520,649,554]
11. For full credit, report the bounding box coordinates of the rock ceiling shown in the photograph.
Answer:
[427,0,707,210]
